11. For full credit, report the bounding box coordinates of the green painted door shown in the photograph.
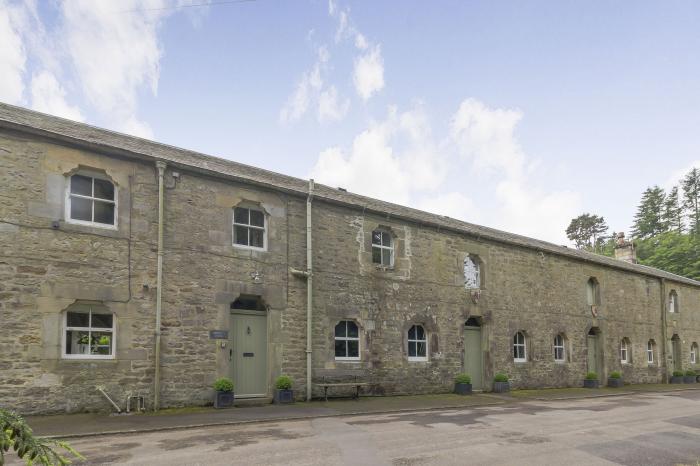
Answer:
[587,335,598,375]
[231,312,268,396]
[464,326,483,390]
[672,338,682,372]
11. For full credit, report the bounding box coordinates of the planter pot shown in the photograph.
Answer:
[683,376,696,384]
[583,379,599,389]
[696,375,700,383]
[670,376,684,384]
[493,381,510,393]
[273,389,294,404]
[454,383,473,395]
[607,378,624,388]
[214,390,234,409]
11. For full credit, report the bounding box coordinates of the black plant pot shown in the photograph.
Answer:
[696,375,700,383]
[683,376,696,384]
[454,383,473,395]
[607,378,624,388]
[493,381,510,393]
[670,376,684,384]
[273,389,294,404]
[214,390,234,408]
[583,379,599,388]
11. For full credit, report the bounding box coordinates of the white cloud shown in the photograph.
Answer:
[665,161,700,192]
[355,33,369,50]
[280,48,327,123]
[0,2,27,104]
[318,86,350,123]
[353,45,384,101]
[29,71,84,122]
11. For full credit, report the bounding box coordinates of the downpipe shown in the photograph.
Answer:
[154,161,167,411]
[306,179,314,401]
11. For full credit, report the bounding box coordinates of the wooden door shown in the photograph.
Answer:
[231,312,268,396]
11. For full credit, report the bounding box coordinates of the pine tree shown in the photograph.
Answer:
[631,186,666,239]
[663,186,684,233]
[566,213,609,251]
[682,167,700,235]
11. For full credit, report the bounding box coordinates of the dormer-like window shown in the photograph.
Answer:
[67,174,116,227]
[407,325,428,362]
[233,206,266,250]
[372,230,394,266]
[464,255,481,289]
[669,290,679,313]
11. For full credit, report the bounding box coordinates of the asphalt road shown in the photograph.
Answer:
[12,390,700,465]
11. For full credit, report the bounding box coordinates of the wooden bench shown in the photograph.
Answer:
[314,369,370,401]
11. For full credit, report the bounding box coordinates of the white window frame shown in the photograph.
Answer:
[669,291,678,313]
[513,332,527,363]
[691,343,698,364]
[232,206,267,251]
[65,174,118,230]
[334,320,360,361]
[647,340,654,364]
[407,324,428,362]
[553,334,565,362]
[62,307,116,360]
[620,339,629,364]
[371,230,394,267]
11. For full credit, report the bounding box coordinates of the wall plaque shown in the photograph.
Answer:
[209,330,229,339]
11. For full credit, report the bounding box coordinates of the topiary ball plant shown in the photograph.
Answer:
[275,375,293,390]
[686,370,697,377]
[494,373,509,383]
[585,372,598,380]
[455,373,471,384]
[609,371,621,379]
[673,370,685,377]
[214,377,234,392]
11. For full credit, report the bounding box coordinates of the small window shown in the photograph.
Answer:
[407,325,428,361]
[586,277,600,306]
[691,343,698,364]
[620,338,630,364]
[233,206,266,249]
[334,321,360,361]
[67,174,116,227]
[669,290,679,313]
[553,334,566,362]
[63,307,115,359]
[513,332,527,362]
[464,255,481,290]
[372,230,394,266]
[647,340,655,364]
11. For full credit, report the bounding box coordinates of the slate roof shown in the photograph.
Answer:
[1,102,698,287]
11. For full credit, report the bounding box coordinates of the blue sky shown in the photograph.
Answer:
[2,0,699,243]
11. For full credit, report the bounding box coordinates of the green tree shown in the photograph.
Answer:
[566,213,609,251]
[631,186,666,239]
[682,167,700,235]
[662,186,684,233]
[636,231,700,281]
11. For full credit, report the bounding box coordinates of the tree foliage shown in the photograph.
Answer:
[566,213,608,251]
[682,168,700,234]
[631,186,666,239]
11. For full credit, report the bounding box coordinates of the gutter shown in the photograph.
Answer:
[154,161,167,411]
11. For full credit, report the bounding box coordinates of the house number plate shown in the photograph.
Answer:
[243,352,255,357]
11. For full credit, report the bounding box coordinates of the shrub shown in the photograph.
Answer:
[672,370,685,377]
[609,371,621,379]
[494,373,509,383]
[213,377,234,392]
[454,373,471,384]
[275,375,293,390]
[585,372,598,380]
[686,370,696,377]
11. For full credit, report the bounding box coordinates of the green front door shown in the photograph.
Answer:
[587,335,598,375]
[231,312,268,396]
[464,326,483,390]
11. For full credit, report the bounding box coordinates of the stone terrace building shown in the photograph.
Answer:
[1,102,699,415]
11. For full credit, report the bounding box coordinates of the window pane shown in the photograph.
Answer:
[382,249,392,266]
[234,226,249,246]
[249,228,264,248]
[91,332,113,355]
[335,321,346,337]
[70,197,92,221]
[94,201,115,225]
[372,231,382,245]
[71,175,92,196]
[91,313,113,328]
[66,330,90,355]
[67,312,90,327]
[417,341,426,357]
[93,179,115,200]
[381,232,391,247]
[234,207,249,224]
[347,340,359,357]
[408,341,416,357]
[408,325,416,340]
[347,321,358,338]
[249,209,264,227]
[416,326,424,340]
[372,247,382,264]
[335,340,347,357]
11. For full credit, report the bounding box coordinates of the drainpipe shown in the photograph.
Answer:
[306,179,314,401]
[660,278,668,383]
[154,161,167,411]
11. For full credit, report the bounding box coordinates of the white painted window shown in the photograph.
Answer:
[647,340,654,364]
[233,206,266,250]
[63,307,115,359]
[669,291,678,313]
[372,230,394,266]
[335,321,360,361]
[513,332,527,362]
[464,255,481,290]
[407,325,428,361]
[620,338,630,364]
[553,334,565,362]
[66,174,117,228]
[691,343,698,364]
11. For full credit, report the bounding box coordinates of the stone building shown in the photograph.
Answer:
[1,102,699,415]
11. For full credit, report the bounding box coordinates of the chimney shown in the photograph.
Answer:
[614,232,637,264]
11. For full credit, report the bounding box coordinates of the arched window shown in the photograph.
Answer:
[669,290,679,313]
[553,334,566,362]
[407,325,428,361]
[67,173,117,227]
[513,332,527,362]
[620,338,630,364]
[464,255,481,290]
[647,340,655,364]
[233,205,266,249]
[63,303,115,359]
[334,321,360,361]
[372,230,394,266]
[691,343,698,365]
[586,277,601,306]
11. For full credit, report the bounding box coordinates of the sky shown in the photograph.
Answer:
[2,0,699,244]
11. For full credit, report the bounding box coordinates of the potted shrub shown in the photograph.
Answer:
[273,375,294,404]
[583,372,599,388]
[454,373,472,395]
[213,377,234,408]
[493,373,510,393]
[607,371,624,388]
[684,370,697,384]
[670,370,684,384]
